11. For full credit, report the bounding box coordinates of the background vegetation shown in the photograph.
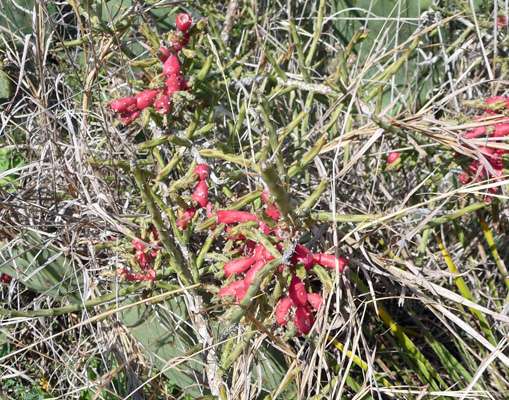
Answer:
[1,0,509,399]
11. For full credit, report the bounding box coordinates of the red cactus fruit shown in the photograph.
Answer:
[265,205,281,221]
[485,95,507,104]
[463,126,487,140]
[261,187,274,204]
[135,250,153,270]
[171,38,186,52]
[294,305,314,334]
[458,172,472,185]
[223,257,257,278]
[144,269,156,281]
[180,79,190,91]
[158,46,170,62]
[276,297,294,325]
[219,279,245,297]
[274,226,292,241]
[120,109,141,125]
[1,273,11,283]
[149,248,159,258]
[289,275,307,307]
[258,221,272,235]
[254,243,275,263]
[292,244,314,271]
[154,95,170,114]
[163,54,181,76]
[176,207,196,230]
[191,180,208,208]
[313,253,349,272]
[132,238,147,252]
[206,202,214,218]
[307,293,322,311]
[165,74,182,96]
[216,210,258,224]
[387,152,400,164]
[193,164,210,180]
[498,16,508,29]
[235,284,248,302]
[151,226,159,241]
[110,97,137,113]
[244,260,266,287]
[135,90,159,110]
[493,121,509,137]
[176,13,192,33]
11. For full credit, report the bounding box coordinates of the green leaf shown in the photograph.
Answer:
[0,230,85,303]
[331,0,440,110]
[119,292,295,398]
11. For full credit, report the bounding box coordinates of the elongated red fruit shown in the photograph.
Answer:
[254,243,275,263]
[132,238,147,252]
[493,121,509,137]
[289,275,307,306]
[193,164,210,180]
[154,95,170,114]
[165,74,182,96]
[216,210,258,224]
[176,13,192,33]
[120,109,141,125]
[463,126,487,139]
[163,54,181,76]
[313,253,349,272]
[176,207,196,230]
[158,46,170,62]
[135,250,153,270]
[206,202,214,218]
[276,297,294,325]
[235,283,248,302]
[110,97,137,113]
[135,89,159,110]
[258,221,271,234]
[172,34,190,52]
[219,279,245,297]
[191,180,208,208]
[144,268,156,281]
[261,187,274,205]
[307,293,322,311]
[294,305,314,334]
[266,205,281,221]
[223,257,256,277]
[387,152,400,164]
[486,95,507,104]
[244,260,266,287]
[292,244,314,271]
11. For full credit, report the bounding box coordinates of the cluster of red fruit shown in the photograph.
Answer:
[117,227,161,281]
[458,96,509,196]
[176,164,211,230]
[217,188,349,335]
[109,13,193,125]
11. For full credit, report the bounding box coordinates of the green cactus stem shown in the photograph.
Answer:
[131,161,192,283]
[260,161,298,229]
